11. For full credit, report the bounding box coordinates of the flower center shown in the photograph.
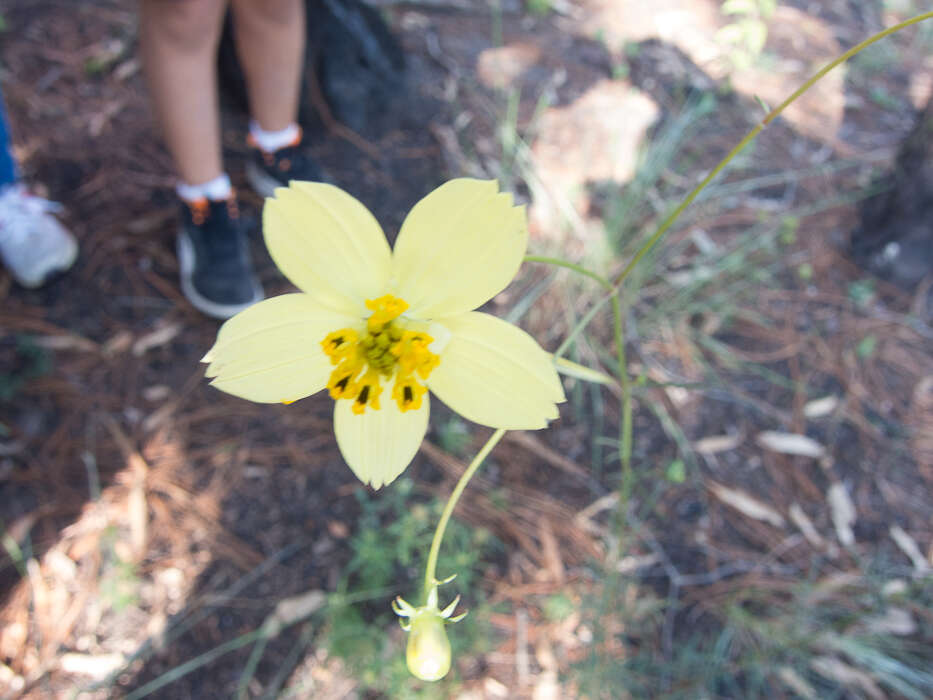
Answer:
[321,294,439,415]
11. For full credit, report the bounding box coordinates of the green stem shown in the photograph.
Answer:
[764,13,932,126]
[523,11,932,528]
[524,255,633,498]
[550,1,922,387]
[613,293,633,513]
[424,428,507,597]
[612,11,933,288]
[524,255,613,290]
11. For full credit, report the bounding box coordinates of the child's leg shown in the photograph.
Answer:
[139,0,262,319]
[231,0,326,194]
[230,0,305,132]
[139,0,228,187]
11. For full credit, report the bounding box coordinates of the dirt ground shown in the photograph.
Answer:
[1,0,931,698]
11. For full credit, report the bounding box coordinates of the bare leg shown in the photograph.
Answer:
[231,0,305,132]
[139,0,228,186]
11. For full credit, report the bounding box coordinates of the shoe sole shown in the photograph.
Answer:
[176,230,263,320]
[245,161,285,199]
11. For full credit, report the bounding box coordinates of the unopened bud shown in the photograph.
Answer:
[406,610,452,681]
[393,584,466,682]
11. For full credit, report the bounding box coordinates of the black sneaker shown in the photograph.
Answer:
[246,128,329,197]
[176,196,263,319]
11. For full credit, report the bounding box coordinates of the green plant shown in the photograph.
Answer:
[525,0,552,17]
[716,0,777,69]
[435,415,472,459]
[322,477,500,694]
[0,335,52,401]
[99,527,140,613]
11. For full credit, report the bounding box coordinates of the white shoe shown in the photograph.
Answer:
[0,184,78,288]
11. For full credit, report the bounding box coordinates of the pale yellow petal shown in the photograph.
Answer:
[333,393,429,489]
[390,179,528,319]
[204,293,358,403]
[264,181,392,315]
[427,312,565,429]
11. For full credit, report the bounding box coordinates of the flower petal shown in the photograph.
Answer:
[333,393,429,489]
[427,312,565,429]
[204,293,358,403]
[390,179,528,319]
[264,182,392,315]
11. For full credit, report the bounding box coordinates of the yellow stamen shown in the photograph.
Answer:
[352,369,383,415]
[327,355,363,400]
[321,329,359,365]
[392,373,428,412]
[320,295,439,415]
[392,330,439,379]
[366,294,409,332]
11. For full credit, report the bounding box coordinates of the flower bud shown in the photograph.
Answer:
[406,610,452,681]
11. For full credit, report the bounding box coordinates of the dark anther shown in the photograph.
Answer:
[358,385,370,405]
[336,376,350,392]
[403,385,413,403]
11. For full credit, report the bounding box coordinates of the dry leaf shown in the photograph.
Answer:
[709,481,785,527]
[58,653,126,679]
[484,677,510,698]
[757,431,825,458]
[142,401,178,433]
[102,330,133,356]
[889,525,931,575]
[789,502,826,548]
[804,395,839,418]
[827,482,856,547]
[538,516,565,584]
[114,57,140,82]
[533,670,561,700]
[142,385,171,402]
[128,473,148,560]
[616,553,661,574]
[0,662,24,695]
[44,549,77,583]
[31,334,98,352]
[810,656,884,700]
[776,666,818,700]
[535,638,558,673]
[694,433,743,454]
[516,608,530,685]
[263,590,326,637]
[882,579,908,597]
[576,493,618,522]
[132,322,182,356]
[864,607,916,636]
[326,520,349,539]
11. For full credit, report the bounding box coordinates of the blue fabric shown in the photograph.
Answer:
[0,87,19,188]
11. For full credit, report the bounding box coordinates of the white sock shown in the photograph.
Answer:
[249,120,301,153]
[176,173,233,202]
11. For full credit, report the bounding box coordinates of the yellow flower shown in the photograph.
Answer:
[202,179,565,488]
